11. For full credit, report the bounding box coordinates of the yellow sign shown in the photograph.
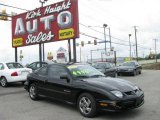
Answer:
[13,38,23,47]
[59,28,74,39]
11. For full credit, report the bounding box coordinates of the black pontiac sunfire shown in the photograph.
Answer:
[24,63,144,118]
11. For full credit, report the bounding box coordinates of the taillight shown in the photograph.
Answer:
[11,72,18,76]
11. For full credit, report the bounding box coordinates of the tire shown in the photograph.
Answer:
[21,81,25,85]
[139,70,142,74]
[29,83,39,100]
[133,70,137,76]
[77,93,97,118]
[0,77,8,87]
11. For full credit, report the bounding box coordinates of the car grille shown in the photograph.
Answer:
[117,94,144,109]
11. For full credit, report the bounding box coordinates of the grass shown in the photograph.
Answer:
[142,62,160,70]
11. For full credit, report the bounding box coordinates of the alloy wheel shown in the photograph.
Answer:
[29,85,36,99]
[79,97,92,115]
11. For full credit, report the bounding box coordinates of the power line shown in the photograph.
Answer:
[0,3,29,11]
[79,22,151,49]
[80,32,130,47]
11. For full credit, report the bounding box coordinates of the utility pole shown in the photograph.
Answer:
[134,26,138,62]
[80,46,81,62]
[39,0,48,63]
[103,24,107,52]
[108,27,112,50]
[153,39,157,63]
[129,34,132,61]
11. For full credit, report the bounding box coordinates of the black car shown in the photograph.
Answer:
[26,62,48,71]
[117,61,142,76]
[24,63,144,118]
[92,62,117,77]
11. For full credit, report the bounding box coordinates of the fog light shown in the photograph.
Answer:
[100,103,108,107]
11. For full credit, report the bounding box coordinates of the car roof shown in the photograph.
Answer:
[47,62,89,67]
[0,62,21,64]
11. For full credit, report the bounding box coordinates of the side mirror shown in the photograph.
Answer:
[60,73,70,83]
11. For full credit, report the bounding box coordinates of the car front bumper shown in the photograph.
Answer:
[98,93,144,112]
[117,70,134,74]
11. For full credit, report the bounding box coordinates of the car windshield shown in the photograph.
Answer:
[6,63,24,69]
[92,63,110,69]
[122,62,135,66]
[67,65,105,78]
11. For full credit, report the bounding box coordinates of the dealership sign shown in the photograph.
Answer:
[12,0,79,47]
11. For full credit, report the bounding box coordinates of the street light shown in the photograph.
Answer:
[129,34,132,61]
[39,0,48,7]
[88,24,112,52]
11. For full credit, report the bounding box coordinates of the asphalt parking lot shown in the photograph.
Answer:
[0,70,160,120]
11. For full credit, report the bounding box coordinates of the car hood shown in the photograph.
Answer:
[83,77,136,92]
[118,66,135,69]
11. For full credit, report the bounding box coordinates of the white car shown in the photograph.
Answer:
[0,62,32,87]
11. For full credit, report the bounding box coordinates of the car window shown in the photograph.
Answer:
[122,62,135,66]
[38,66,47,76]
[28,63,36,69]
[135,62,139,66]
[37,63,47,69]
[109,63,115,67]
[0,63,4,70]
[48,65,68,81]
[6,63,24,69]
[105,63,111,68]
[92,63,105,69]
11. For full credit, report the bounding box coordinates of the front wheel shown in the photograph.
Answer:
[77,93,97,118]
[1,77,8,87]
[29,83,39,100]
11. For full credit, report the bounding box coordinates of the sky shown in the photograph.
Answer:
[0,0,160,64]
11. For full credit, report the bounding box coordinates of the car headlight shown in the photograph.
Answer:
[110,90,123,98]
[134,86,141,91]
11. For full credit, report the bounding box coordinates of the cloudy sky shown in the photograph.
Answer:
[0,0,160,64]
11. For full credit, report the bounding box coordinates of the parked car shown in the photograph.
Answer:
[24,63,144,118]
[26,62,48,71]
[117,61,142,76]
[0,62,32,87]
[92,62,117,77]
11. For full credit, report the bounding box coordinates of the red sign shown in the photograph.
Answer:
[12,0,79,47]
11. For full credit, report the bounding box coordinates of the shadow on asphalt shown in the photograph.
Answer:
[97,109,142,119]
[37,96,143,119]
[5,82,24,88]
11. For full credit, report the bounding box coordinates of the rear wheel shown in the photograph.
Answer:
[29,83,39,100]
[0,77,8,87]
[77,93,97,118]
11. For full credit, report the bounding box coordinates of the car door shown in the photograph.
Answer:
[34,66,50,96]
[46,65,73,102]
